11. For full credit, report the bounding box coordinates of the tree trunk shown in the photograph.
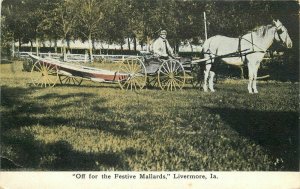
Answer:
[54,39,57,53]
[11,40,15,58]
[36,37,39,56]
[190,42,193,52]
[140,43,144,50]
[127,38,131,50]
[133,37,137,51]
[30,40,33,52]
[62,38,67,61]
[18,38,21,52]
[67,39,70,52]
[88,32,93,62]
[146,36,151,52]
[92,39,96,52]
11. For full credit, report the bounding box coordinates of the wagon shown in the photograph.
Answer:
[27,53,195,91]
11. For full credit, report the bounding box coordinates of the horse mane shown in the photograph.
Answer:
[251,25,274,37]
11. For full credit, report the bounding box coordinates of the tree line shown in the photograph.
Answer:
[1,0,298,60]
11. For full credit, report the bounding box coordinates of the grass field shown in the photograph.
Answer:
[0,61,298,171]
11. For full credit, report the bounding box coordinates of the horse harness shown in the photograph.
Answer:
[203,25,284,66]
[274,24,286,44]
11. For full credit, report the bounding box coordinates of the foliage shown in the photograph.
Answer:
[0,62,298,171]
[2,0,298,46]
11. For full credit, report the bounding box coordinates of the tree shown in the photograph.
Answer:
[73,0,105,62]
[100,0,130,49]
[1,0,29,55]
[41,0,78,58]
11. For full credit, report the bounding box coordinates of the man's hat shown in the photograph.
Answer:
[160,30,167,35]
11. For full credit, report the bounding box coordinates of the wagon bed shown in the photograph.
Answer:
[28,54,146,90]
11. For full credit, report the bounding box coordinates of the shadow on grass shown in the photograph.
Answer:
[1,87,95,131]
[1,133,125,170]
[1,85,129,170]
[1,86,129,136]
[207,107,299,171]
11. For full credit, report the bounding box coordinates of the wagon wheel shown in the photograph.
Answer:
[30,60,59,87]
[117,58,147,90]
[59,75,83,86]
[158,59,186,91]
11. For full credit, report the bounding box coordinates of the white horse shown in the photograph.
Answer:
[202,19,293,93]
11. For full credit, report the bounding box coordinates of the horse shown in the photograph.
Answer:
[202,19,293,93]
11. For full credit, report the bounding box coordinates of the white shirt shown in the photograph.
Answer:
[152,37,173,57]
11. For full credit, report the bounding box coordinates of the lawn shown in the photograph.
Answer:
[0,61,298,171]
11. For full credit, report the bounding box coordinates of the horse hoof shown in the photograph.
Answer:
[254,91,258,94]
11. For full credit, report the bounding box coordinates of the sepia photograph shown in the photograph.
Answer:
[0,0,299,188]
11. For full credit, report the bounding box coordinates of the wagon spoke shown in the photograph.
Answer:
[34,62,43,72]
[134,63,142,74]
[60,76,68,83]
[165,62,171,72]
[126,81,130,90]
[173,79,181,88]
[160,66,169,75]
[135,80,142,89]
[160,70,169,77]
[46,76,51,85]
[73,77,80,84]
[123,63,131,73]
[65,77,70,84]
[42,78,47,87]
[71,77,76,84]
[167,80,172,91]
[171,61,175,72]
[173,77,184,84]
[172,80,178,91]
[135,63,142,73]
[129,59,136,71]
[36,81,42,87]
[170,80,176,91]
[45,78,51,87]
[48,65,56,74]
[131,62,139,73]
[44,62,49,70]
[43,63,49,73]
[174,65,181,73]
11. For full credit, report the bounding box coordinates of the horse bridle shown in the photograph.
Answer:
[275,24,286,44]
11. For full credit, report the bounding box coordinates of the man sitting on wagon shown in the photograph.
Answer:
[152,30,175,60]
[143,30,175,74]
